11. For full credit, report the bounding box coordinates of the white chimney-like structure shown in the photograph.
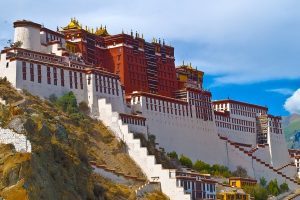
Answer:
[13,20,41,51]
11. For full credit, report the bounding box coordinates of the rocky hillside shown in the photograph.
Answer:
[0,78,167,200]
[282,114,300,149]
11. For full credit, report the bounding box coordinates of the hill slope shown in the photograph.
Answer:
[282,114,300,148]
[0,79,167,200]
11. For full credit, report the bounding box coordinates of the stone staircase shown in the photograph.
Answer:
[97,98,191,200]
[218,135,299,189]
[90,161,145,183]
[136,181,161,198]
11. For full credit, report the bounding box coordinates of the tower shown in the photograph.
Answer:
[13,20,41,51]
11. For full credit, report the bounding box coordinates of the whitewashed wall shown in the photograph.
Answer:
[268,131,292,168]
[97,98,191,200]
[253,146,272,165]
[131,96,228,165]
[14,26,41,52]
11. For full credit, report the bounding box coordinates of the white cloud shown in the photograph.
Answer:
[284,89,300,114]
[266,88,294,96]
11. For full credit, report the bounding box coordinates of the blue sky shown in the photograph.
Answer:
[1,0,300,116]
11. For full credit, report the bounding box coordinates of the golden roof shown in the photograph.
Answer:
[63,18,82,30]
[95,25,109,36]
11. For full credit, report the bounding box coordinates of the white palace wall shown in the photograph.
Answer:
[0,52,124,114]
[132,96,228,165]
[268,131,294,170]
[253,146,272,165]
[14,60,87,103]
[97,98,191,200]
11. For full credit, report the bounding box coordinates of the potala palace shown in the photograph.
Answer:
[0,19,299,200]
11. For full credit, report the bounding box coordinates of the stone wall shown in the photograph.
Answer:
[0,128,31,152]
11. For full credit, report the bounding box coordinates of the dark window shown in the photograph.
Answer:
[47,67,51,84]
[30,63,34,82]
[22,62,27,80]
[99,75,102,92]
[69,71,73,88]
[60,69,64,86]
[74,72,78,89]
[95,75,98,92]
[79,73,83,89]
[37,65,42,83]
[53,67,57,85]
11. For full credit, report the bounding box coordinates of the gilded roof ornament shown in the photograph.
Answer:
[63,18,82,30]
[95,25,109,36]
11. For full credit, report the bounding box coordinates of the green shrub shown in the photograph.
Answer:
[260,177,267,187]
[55,92,79,114]
[179,155,193,168]
[279,182,289,193]
[167,151,178,159]
[244,184,268,200]
[267,179,280,196]
[193,160,210,173]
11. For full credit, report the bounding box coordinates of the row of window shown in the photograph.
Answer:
[120,116,145,126]
[189,92,211,102]
[231,109,258,118]
[270,128,282,134]
[195,106,213,121]
[20,51,63,63]
[231,103,266,113]
[216,121,256,133]
[22,62,83,90]
[146,102,190,117]
[214,103,267,115]
[94,74,119,96]
[269,121,281,128]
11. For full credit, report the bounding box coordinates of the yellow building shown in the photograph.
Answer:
[217,190,250,200]
[229,177,257,188]
[176,62,204,90]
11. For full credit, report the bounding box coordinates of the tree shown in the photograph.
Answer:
[179,155,193,168]
[244,185,268,200]
[279,182,289,193]
[193,160,210,173]
[7,40,23,48]
[260,177,267,187]
[56,92,79,114]
[167,151,178,159]
[267,179,280,196]
[232,166,248,178]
